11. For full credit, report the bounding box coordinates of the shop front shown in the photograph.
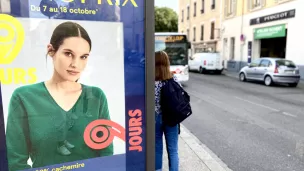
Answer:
[254,24,287,59]
[249,9,295,62]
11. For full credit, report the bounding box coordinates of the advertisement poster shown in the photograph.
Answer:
[0,0,147,170]
[248,41,252,63]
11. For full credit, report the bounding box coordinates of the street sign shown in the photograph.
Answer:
[250,9,296,26]
[155,35,187,43]
[254,24,286,39]
[0,0,155,170]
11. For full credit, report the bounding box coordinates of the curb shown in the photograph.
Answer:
[223,72,238,79]
[180,124,233,171]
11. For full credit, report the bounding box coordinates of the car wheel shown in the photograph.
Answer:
[199,67,204,74]
[216,70,223,75]
[239,72,246,82]
[288,83,298,87]
[264,75,273,86]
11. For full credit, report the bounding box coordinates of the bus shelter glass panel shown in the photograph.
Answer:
[0,0,147,170]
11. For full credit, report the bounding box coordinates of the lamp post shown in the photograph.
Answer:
[239,0,245,71]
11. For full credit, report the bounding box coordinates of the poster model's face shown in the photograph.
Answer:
[49,37,90,82]
[0,0,129,169]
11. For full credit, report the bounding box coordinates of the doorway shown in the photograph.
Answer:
[260,29,287,58]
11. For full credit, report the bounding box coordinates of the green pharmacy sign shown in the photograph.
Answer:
[254,24,286,39]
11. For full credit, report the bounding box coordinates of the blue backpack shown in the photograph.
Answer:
[160,78,192,127]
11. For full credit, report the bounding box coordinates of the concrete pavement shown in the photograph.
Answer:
[161,124,233,171]
[182,72,304,171]
[161,71,304,171]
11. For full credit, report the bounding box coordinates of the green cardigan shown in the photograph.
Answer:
[5,82,113,171]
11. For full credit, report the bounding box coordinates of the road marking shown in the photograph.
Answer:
[234,96,297,118]
[188,90,298,118]
[234,96,279,112]
[180,124,233,171]
[282,112,297,118]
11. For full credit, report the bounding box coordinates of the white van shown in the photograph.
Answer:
[189,52,223,74]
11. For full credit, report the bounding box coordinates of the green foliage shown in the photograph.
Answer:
[155,6,178,32]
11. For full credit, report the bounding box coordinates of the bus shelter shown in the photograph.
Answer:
[0,0,155,170]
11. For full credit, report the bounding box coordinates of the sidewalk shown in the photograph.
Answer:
[162,125,233,171]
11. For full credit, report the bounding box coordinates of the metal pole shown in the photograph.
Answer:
[239,0,245,71]
[188,0,192,52]
[145,0,155,170]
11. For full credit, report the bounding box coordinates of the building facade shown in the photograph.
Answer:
[221,0,304,77]
[0,0,10,13]
[178,0,223,54]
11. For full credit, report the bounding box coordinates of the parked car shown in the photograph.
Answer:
[189,52,223,74]
[239,58,300,87]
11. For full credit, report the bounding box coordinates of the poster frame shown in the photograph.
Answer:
[0,84,7,171]
[144,0,155,170]
[1,0,156,170]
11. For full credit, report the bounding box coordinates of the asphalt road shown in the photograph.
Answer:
[182,72,304,171]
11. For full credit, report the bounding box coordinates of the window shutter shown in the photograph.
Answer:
[232,0,237,15]
[224,0,228,16]
[261,0,266,7]
[247,0,251,11]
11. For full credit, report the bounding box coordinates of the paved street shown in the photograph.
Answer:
[182,72,304,171]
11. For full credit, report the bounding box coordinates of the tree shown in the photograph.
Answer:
[155,6,178,32]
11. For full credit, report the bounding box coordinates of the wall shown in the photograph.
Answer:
[285,0,304,77]
[178,0,189,33]
[223,0,295,19]
[178,0,222,52]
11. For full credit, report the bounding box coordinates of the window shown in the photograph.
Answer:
[181,10,184,22]
[211,0,215,9]
[193,27,196,42]
[260,59,270,67]
[210,22,215,40]
[230,37,235,60]
[250,59,261,67]
[194,2,197,17]
[277,0,290,3]
[187,6,190,20]
[201,0,205,13]
[201,25,204,40]
[187,29,190,39]
[225,0,236,17]
[249,0,263,10]
[276,60,296,68]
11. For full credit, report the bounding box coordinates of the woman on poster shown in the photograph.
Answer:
[5,21,113,171]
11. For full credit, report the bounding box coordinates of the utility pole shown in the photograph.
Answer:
[239,0,245,71]
[188,0,193,56]
[188,0,192,42]
[219,0,223,55]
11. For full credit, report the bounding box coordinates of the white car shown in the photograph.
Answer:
[239,58,300,87]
